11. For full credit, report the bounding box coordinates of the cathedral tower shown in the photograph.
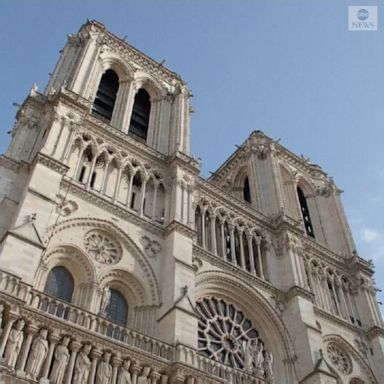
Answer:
[0,20,383,384]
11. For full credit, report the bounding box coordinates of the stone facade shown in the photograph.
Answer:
[0,20,383,384]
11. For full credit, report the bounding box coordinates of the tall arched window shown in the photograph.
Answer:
[44,266,74,303]
[106,289,128,325]
[243,177,251,203]
[92,69,119,121]
[297,187,315,238]
[129,89,151,141]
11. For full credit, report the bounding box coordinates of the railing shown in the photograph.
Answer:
[0,269,267,383]
[0,270,173,362]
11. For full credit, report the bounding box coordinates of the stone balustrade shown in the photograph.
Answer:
[0,269,268,383]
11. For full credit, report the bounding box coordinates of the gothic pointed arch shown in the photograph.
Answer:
[195,270,297,383]
[323,334,377,384]
[46,217,160,306]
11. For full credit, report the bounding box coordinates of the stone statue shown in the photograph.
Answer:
[263,351,274,383]
[160,374,168,384]
[49,336,70,384]
[254,341,264,370]
[137,366,151,384]
[117,359,132,384]
[242,339,253,372]
[73,344,92,384]
[26,328,49,379]
[100,286,111,314]
[4,319,25,368]
[95,352,112,384]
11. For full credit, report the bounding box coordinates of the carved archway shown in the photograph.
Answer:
[196,270,298,384]
[46,217,160,306]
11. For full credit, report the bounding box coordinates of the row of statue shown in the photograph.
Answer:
[1,318,168,384]
[242,339,274,383]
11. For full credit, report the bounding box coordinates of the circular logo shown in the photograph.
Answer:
[357,8,369,21]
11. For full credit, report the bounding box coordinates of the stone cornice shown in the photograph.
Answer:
[167,152,200,176]
[34,152,69,175]
[285,285,314,303]
[366,325,384,340]
[85,20,184,86]
[195,177,272,231]
[193,244,280,295]
[61,178,165,237]
[314,307,362,333]
[164,220,195,239]
[0,156,21,173]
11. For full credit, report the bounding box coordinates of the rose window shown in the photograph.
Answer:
[326,343,352,375]
[84,230,121,264]
[196,296,263,369]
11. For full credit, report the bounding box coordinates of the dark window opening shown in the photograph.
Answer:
[130,193,136,209]
[297,187,315,238]
[44,266,74,303]
[92,70,119,121]
[129,89,151,141]
[106,289,128,326]
[79,166,86,183]
[243,177,251,203]
[224,223,231,262]
[90,171,96,188]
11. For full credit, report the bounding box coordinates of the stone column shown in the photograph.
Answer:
[0,318,16,357]
[111,355,122,384]
[201,210,206,249]
[151,370,161,384]
[131,363,141,384]
[239,229,245,269]
[88,348,102,384]
[139,178,148,217]
[65,341,81,384]
[229,225,236,264]
[255,236,264,279]
[113,166,123,203]
[247,234,256,275]
[210,214,217,255]
[41,331,60,381]
[16,322,38,373]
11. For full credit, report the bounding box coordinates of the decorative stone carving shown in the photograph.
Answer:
[56,194,78,217]
[263,351,274,383]
[26,328,49,379]
[196,297,268,370]
[84,230,122,264]
[137,366,151,384]
[117,359,132,384]
[96,352,112,384]
[326,343,352,375]
[140,236,161,258]
[73,344,92,384]
[4,319,25,368]
[49,336,70,384]
[100,286,111,314]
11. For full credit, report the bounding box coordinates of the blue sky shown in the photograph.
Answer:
[0,1,383,308]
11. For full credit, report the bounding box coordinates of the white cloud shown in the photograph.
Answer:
[363,228,381,243]
[359,227,384,263]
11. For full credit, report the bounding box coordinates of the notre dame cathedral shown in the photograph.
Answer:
[0,20,382,384]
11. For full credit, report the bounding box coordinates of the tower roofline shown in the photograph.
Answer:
[79,19,186,86]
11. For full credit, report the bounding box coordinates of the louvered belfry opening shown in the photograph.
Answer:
[92,69,119,121]
[297,186,315,238]
[129,88,151,141]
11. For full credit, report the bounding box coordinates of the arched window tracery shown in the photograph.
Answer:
[44,266,74,303]
[196,296,269,371]
[92,69,119,122]
[129,88,151,141]
[105,288,129,326]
